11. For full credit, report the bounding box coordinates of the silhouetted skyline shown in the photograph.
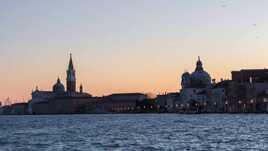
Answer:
[1,0,268,101]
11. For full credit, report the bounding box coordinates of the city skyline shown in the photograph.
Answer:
[1,0,268,102]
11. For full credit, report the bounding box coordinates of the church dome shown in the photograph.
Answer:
[190,57,211,88]
[53,78,65,93]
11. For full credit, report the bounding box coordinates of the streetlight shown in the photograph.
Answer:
[238,100,242,112]
[225,101,229,112]
[263,98,268,113]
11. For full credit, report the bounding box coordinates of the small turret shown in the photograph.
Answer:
[35,86,39,91]
[79,84,83,93]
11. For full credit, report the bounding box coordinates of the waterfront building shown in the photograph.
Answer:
[10,54,268,114]
[215,78,262,113]
[154,57,225,113]
[156,92,180,113]
[232,69,268,83]
[179,57,213,112]
[10,103,28,115]
[28,54,92,114]
[90,93,148,113]
[0,106,11,115]
[211,69,268,113]
[27,55,151,114]
[167,57,227,113]
[180,57,211,102]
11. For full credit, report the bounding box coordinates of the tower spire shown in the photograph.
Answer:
[68,53,74,70]
[66,53,76,93]
[195,56,203,71]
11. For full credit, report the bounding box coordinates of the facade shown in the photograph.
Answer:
[90,93,148,113]
[178,57,221,113]
[10,103,28,115]
[179,57,212,110]
[0,103,28,115]
[156,92,180,113]
[214,78,268,113]
[232,69,268,83]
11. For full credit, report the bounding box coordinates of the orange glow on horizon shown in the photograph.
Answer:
[0,62,231,104]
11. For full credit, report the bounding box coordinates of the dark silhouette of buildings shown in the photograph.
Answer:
[232,69,268,83]
[28,54,92,114]
[2,56,268,115]
[156,58,268,114]
[24,54,151,115]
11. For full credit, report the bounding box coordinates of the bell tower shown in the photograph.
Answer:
[66,53,76,93]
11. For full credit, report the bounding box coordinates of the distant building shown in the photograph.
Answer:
[26,54,158,114]
[10,103,29,115]
[90,93,148,113]
[178,57,225,112]
[156,92,180,113]
[0,106,12,115]
[21,55,268,114]
[154,57,225,113]
[28,54,92,114]
[180,57,212,103]
[178,57,219,112]
[232,69,268,83]
[222,69,268,113]
[181,56,212,89]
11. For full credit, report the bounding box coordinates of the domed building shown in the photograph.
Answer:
[53,78,65,93]
[177,57,226,113]
[28,54,93,115]
[181,57,211,88]
[179,57,212,104]
[190,57,211,88]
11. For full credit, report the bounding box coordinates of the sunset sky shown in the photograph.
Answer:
[1,0,268,102]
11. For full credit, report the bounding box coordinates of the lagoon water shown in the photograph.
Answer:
[1,114,268,151]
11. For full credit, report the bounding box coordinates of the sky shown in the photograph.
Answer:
[1,0,268,103]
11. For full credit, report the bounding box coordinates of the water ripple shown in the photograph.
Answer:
[1,114,268,150]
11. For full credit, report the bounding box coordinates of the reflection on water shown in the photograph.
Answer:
[1,114,268,151]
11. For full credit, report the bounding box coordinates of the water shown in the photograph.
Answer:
[1,114,268,151]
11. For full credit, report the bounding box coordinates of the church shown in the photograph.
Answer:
[180,57,212,103]
[28,54,93,114]
[178,57,225,112]
[28,54,148,114]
